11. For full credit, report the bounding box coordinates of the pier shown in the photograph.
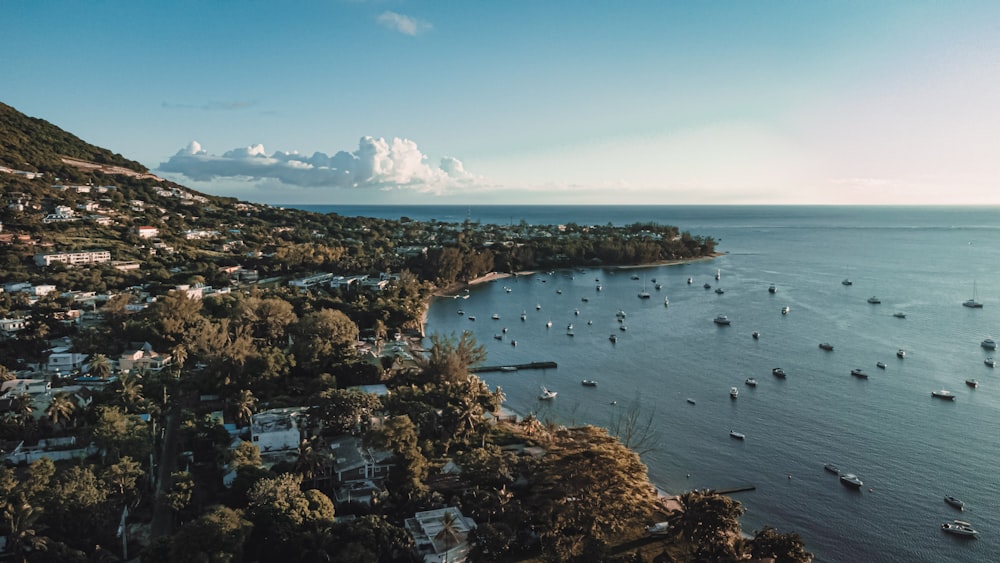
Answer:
[710,485,756,495]
[471,361,558,373]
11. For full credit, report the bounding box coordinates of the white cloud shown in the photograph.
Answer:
[376,11,430,36]
[157,136,483,194]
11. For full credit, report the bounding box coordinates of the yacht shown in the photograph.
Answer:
[545,321,552,328]
[985,358,996,368]
[893,312,906,319]
[966,378,979,388]
[897,349,907,358]
[716,269,721,281]
[931,389,956,401]
[876,361,887,369]
[982,338,997,350]
[768,284,777,294]
[842,278,853,286]
[745,378,757,387]
[715,287,725,294]
[824,463,840,474]
[729,387,739,399]
[581,379,598,387]
[729,430,745,440]
[963,282,983,308]
[538,386,557,401]
[850,368,869,379]
[687,277,694,284]
[772,367,786,378]
[492,313,500,320]
[867,296,881,304]
[819,342,834,351]
[781,306,790,315]
[840,473,864,489]
[713,315,732,325]
[941,520,978,537]
[752,331,760,340]
[609,334,618,343]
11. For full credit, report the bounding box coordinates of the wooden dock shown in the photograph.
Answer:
[710,485,756,495]
[471,361,558,373]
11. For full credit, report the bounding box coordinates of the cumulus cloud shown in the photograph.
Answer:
[158,137,483,194]
[376,11,431,35]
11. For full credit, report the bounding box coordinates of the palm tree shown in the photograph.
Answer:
[433,509,466,553]
[233,389,256,427]
[117,372,145,413]
[45,393,76,429]
[89,353,112,379]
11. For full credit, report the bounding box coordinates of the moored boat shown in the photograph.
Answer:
[876,361,887,369]
[839,473,863,488]
[609,334,617,343]
[931,389,956,401]
[752,331,759,339]
[867,296,881,304]
[768,284,777,293]
[781,306,790,315]
[893,312,906,318]
[944,496,965,510]
[772,367,786,378]
[966,378,978,388]
[745,378,757,387]
[713,315,731,325]
[850,368,869,379]
[819,342,834,351]
[686,398,696,405]
[897,349,906,358]
[985,358,996,368]
[581,379,597,387]
[981,338,997,350]
[824,463,840,474]
[729,386,739,399]
[729,430,745,440]
[538,386,557,400]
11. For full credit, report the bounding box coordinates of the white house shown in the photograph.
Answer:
[119,342,172,373]
[405,507,477,563]
[46,347,89,374]
[249,407,307,453]
[0,379,51,397]
[136,226,159,239]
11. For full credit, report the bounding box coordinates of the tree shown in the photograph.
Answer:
[103,456,144,500]
[749,526,813,563]
[88,353,112,379]
[669,490,745,561]
[414,331,486,384]
[166,471,195,515]
[233,389,256,428]
[91,406,152,463]
[291,309,360,372]
[116,371,145,413]
[313,388,382,435]
[367,415,428,501]
[164,506,253,563]
[45,393,77,429]
[607,395,660,456]
[231,441,262,468]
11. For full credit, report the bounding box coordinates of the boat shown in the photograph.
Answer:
[687,277,693,284]
[840,473,863,488]
[538,386,557,400]
[772,367,786,378]
[536,304,542,310]
[581,379,597,387]
[715,288,725,294]
[467,315,476,321]
[619,324,628,331]
[493,334,503,340]
[768,284,777,294]
[745,378,757,387]
[842,278,853,286]
[985,358,996,368]
[867,296,881,304]
[646,522,671,536]
[893,312,906,318]
[819,342,834,351]
[492,313,500,320]
[981,338,997,350]
[941,520,978,537]
[963,282,983,308]
[716,269,721,281]
[931,389,956,401]
[511,340,517,347]
[581,297,589,302]
[609,334,618,343]
[574,308,580,316]
[704,283,712,289]
[729,430,745,440]
[897,349,906,358]
[686,398,696,405]
[638,290,650,299]
[456,309,464,315]
[499,366,518,372]
[876,361,887,369]
[781,306,790,315]
[730,387,739,399]
[520,310,527,321]
[752,331,759,340]
[655,283,663,290]
[616,310,627,319]
[824,463,840,474]
[545,320,552,328]
[664,297,670,306]
[966,378,978,388]
[713,315,731,325]
[944,496,965,510]
[556,289,562,294]
[631,274,640,280]
[850,368,869,379]
[596,285,603,291]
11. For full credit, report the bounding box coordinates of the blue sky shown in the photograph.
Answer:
[4,1,1000,205]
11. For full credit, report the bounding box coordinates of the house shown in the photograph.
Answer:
[0,379,51,397]
[34,250,111,267]
[405,506,477,563]
[136,226,159,239]
[46,347,89,374]
[329,435,393,484]
[249,407,307,453]
[119,342,172,373]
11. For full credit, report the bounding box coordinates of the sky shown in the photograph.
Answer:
[4,1,1000,206]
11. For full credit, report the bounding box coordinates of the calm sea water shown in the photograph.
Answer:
[297,205,1000,562]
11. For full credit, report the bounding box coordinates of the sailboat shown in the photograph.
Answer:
[539,386,557,400]
[638,275,651,299]
[963,282,983,308]
[842,267,853,286]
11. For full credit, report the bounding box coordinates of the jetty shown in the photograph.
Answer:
[471,361,558,373]
[709,485,757,495]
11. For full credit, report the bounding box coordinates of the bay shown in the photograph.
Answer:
[295,204,1000,562]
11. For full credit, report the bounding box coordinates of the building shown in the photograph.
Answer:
[34,250,111,267]
[136,226,159,239]
[405,507,477,563]
[249,407,307,453]
[119,342,172,373]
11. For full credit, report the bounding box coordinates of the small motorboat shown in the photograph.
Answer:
[897,349,906,358]
[842,278,853,286]
[493,334,503,340]
[686,398,696,405]
[729,430,746,440]
[985,358,996,368]
[713,315,731,325]
[945,496,965,510]
[966,378,979,388]
[752,331,759,339]
[850,368,869,379]
[538,386,557,400]
[867,296,881,304]
[536,304,542,310]
[941,520,978,537]
[772,367,786,378]
[520,311,527,321]
[781,306,790,315]
[581,379,597,387]
[609,334,618,343]
[768,284,777,294]
[715,287,725,294]
[704,283,712,289]
[931,389,956,401]
[824,463,840,474]
[729,386,739,399]
[745,378,757,387]
[545,321,552,328]
[456,309,465,315]
[491,313,500,320]
[982,338,997,350]
[510,340,517,347]
[467,315,476,321]
[819,342,834,351]
[893,312,906,319]
[687,277,693,284]
[619,325,628,331]
[839,473,863,489]
[581,297,589,302]
[876,361,887,369]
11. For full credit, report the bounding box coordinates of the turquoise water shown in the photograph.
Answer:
[301,205,1000,562]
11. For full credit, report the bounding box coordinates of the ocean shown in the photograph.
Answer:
[294,204,1000,562]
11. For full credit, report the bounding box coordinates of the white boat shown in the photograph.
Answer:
[491,313,500,320]
[941,520,978,537]
[686,398,696,405]
[687,277,693,284]
[966,378,979,388]
[664,297,670,306]
[842,278,853,286]
[944,496,965,510]
[715,287,725,294]
[745,378,757,387]
[840,473,863,488]
[982,338,997,350]
[781,306,790,315]
[521,310,527,321]
[581,379,597,387]
[714,315,731,325]
[638,276,651,299]
[931,389,956,401]
[876,361,887,369]
[467,315,476,321]
[772,367,786,378]
[897,349,906,358]
[729,386,739,399]
[716,269,721,281]
[963,282,983,308]
[729,430,745,440]
[985,358,996,368]
[616,309,627,319]
[545,321,552,328]
[536,304,542,310]
[538,386,557,400]
[456,309,465,315]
